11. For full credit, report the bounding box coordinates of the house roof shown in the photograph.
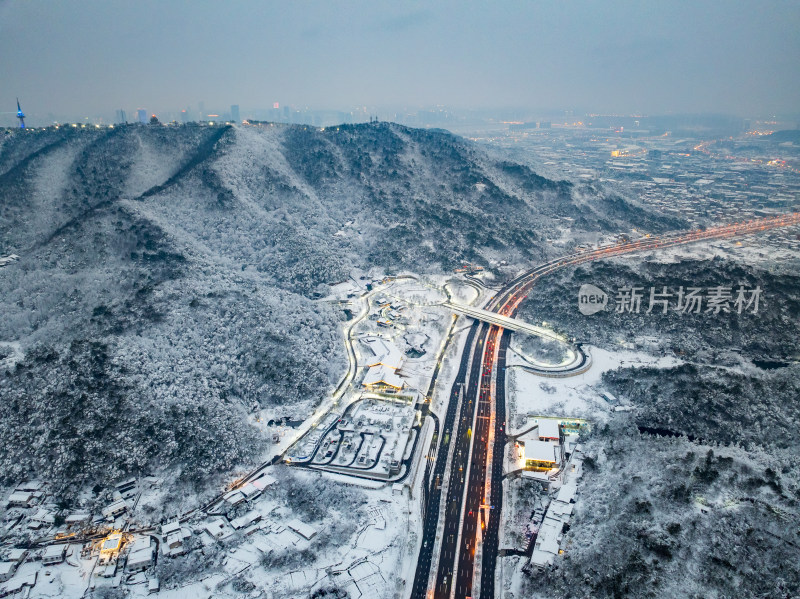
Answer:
[251,474,276,490]
[287,519,317,540]
[530,518,562,567]
[42,544,66,558]
[525,440,557,463]
[127,547,153,567]
[6,491,32,503]
[128,536,152,553]
[161,521,181,535]
[556,482,577,504]
[363,365,403,389]
[361,337,403,370]
[538,419,560,440]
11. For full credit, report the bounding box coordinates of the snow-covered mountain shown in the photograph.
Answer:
[0,122,683,500]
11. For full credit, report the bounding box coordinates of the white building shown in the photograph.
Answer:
[530,517,562,568]
[230,511,261,530]
[65,513,91,528]
[101,499,128,521]
[286,519,317,541]
[538,419,561,441]
[204,518,233,541]
[362,337,403,369]
[41,544,66,566]
[28,508,55,530]
[160,521,190,557]
[5,492,33,509]
[126,536,154,572]
[361,337,405,391]
[251,473,276,491]
[2,550,26,566]
[522,438,558,471]
[362,365,404,391]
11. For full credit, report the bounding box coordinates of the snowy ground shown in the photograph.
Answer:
[506,344,681,431]
[496,335,684,597]
[2,270,495,599]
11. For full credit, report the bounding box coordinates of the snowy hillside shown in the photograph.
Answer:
[0,122,681,501]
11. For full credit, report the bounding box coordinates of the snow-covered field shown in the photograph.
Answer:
[507,344,680,430]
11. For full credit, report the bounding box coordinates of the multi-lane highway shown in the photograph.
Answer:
[411,212,800,599]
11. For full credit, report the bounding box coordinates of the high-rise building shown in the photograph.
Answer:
[115,109,127,124]
[230,105,240,123]
[137,109,147,124]
[181,109,189,123]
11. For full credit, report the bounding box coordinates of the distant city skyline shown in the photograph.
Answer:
[3,100,797,132]
[2,0,799,126]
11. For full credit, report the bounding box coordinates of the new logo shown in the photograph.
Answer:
[578,284,608,315]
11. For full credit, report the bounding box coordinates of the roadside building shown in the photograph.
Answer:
[65,513,91,528]
[100,532,123,556]
[223,490,246,507]
[538,419,561,442]
[530,517,562,568]
[523,439,558,472]
[251,473,277,491]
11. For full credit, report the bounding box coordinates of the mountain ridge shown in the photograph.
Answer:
[0,121,686,503]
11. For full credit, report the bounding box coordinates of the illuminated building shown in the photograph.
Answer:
[523,439,558,471]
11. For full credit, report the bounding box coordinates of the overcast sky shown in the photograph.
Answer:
[2,0,799,122]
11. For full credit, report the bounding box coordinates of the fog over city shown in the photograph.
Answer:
[2,0,799,124]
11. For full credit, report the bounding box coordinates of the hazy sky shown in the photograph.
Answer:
[2,0,799,122]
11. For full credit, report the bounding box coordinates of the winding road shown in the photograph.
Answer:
[411,211,800,599]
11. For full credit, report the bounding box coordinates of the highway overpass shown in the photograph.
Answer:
[443,301,568,342]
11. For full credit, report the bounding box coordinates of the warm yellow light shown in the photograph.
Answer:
[100,531,123,554]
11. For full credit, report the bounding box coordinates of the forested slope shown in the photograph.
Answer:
[0,122,681,500]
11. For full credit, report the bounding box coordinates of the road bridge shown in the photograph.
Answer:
[443,301,567,343]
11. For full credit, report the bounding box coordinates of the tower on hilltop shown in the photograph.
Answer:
[16,98,25,128]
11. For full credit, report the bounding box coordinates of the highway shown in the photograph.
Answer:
[27,214,800,588]
[409,322,482,599]
[411,211,800,599]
